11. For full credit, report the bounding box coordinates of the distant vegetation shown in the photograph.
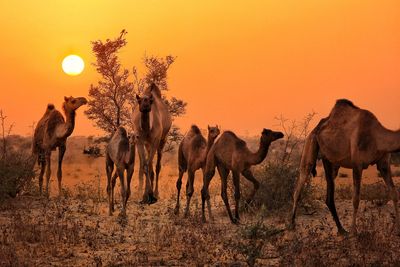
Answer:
[0,111,36,201]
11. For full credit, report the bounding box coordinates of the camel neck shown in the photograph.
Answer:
[61,109,76,138]
[249,140,271,165]
[206,136,216,154]
[141,111,150,134]
[377,128,400,153]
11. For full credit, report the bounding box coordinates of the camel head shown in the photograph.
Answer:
[136,94,153,113]
[260,128,284,145]
[63,96,87,112]
[207,125,221,140]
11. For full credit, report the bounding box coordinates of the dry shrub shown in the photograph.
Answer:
[278,211,400,266]
[0,151,36,201]
[242,112,317,212]
[249,161,312,211]
[335,182,390,205]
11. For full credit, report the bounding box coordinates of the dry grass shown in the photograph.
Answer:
[1,136,400,266]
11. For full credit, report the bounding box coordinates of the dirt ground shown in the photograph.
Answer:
[1,137,400,266]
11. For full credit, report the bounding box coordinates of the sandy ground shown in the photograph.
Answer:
[1,136,400,266]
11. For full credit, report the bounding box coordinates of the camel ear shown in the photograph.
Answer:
[64,96,69,102]
[136,94,141,102]
[208,125,211,130]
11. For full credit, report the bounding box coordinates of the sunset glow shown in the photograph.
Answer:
[0,1,399,136]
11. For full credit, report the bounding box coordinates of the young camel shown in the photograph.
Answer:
[201,129,284,223]
[289,99,400,235]
[32,96,87,197]
[174,125,221,217]
[132,83,172,204]
[106,127,135,216]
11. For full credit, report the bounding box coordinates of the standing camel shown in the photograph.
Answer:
[201,129,284,223]
[132,83,171,204]
[105,127,135,216]
[289,99,400,235]
[174,125,220,217]
[32,96,87,197]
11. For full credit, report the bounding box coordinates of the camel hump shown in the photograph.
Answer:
[335,99,358,109]
[116,126,128,138]
[46,104,55,111]
[145,83,162,98]
[190,125,201,134]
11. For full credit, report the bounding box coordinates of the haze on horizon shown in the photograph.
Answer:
[0,1,399,137]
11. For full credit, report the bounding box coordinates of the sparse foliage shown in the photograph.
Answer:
[85,30,135,134]
[241,112,317,211]
[86,30,187,152]
[274,111,317,165]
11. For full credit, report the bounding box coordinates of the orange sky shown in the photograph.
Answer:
[0,1,399,136]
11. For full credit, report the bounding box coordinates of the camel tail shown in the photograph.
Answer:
[204,145,217,179]
[178,143,187,173]
[300,131,319,178]
[311,161,317,177]
[33,146,45,167]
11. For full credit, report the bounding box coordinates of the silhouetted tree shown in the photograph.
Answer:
[85,30,135,133]
[86,30,187,152]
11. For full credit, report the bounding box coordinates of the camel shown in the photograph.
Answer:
[289,99,400,235]
[201,129,284,223]
[132,83,172,204]
[105,126,135,216]
[174,125,221,217]
[32,96,87,197]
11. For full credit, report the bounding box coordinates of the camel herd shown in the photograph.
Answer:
[32,84,400,235]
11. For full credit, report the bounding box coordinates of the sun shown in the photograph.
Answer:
[62,55,85,76]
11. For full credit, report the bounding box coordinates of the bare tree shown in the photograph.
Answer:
[86,30,187,152]
[274,111,317,165]
[85,29,135,134]
[0,109,14,159]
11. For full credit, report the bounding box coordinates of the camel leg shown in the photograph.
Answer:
[377,156,400,234]
[232,171,241,221]
[289,133,318,230]
[289,166,312,229]
[323,159,347,235]
[125,163,134,207]
[142,145,157,204]
[203,168,214,222]
[45,151,51,197]
[218,165,236,224]
[241,169,260,203]
[106,156,114,216]
[57,144,66,198]
[38,158,46,196]
[174,168,185,215]
[351,166,362,234]
[201,165,216,223]
[111,171,118,212]
[137,142,146,194]
[184,169,196,217]
[154,141,166,199]
[117,167,127,215]
[175,144,187,215]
